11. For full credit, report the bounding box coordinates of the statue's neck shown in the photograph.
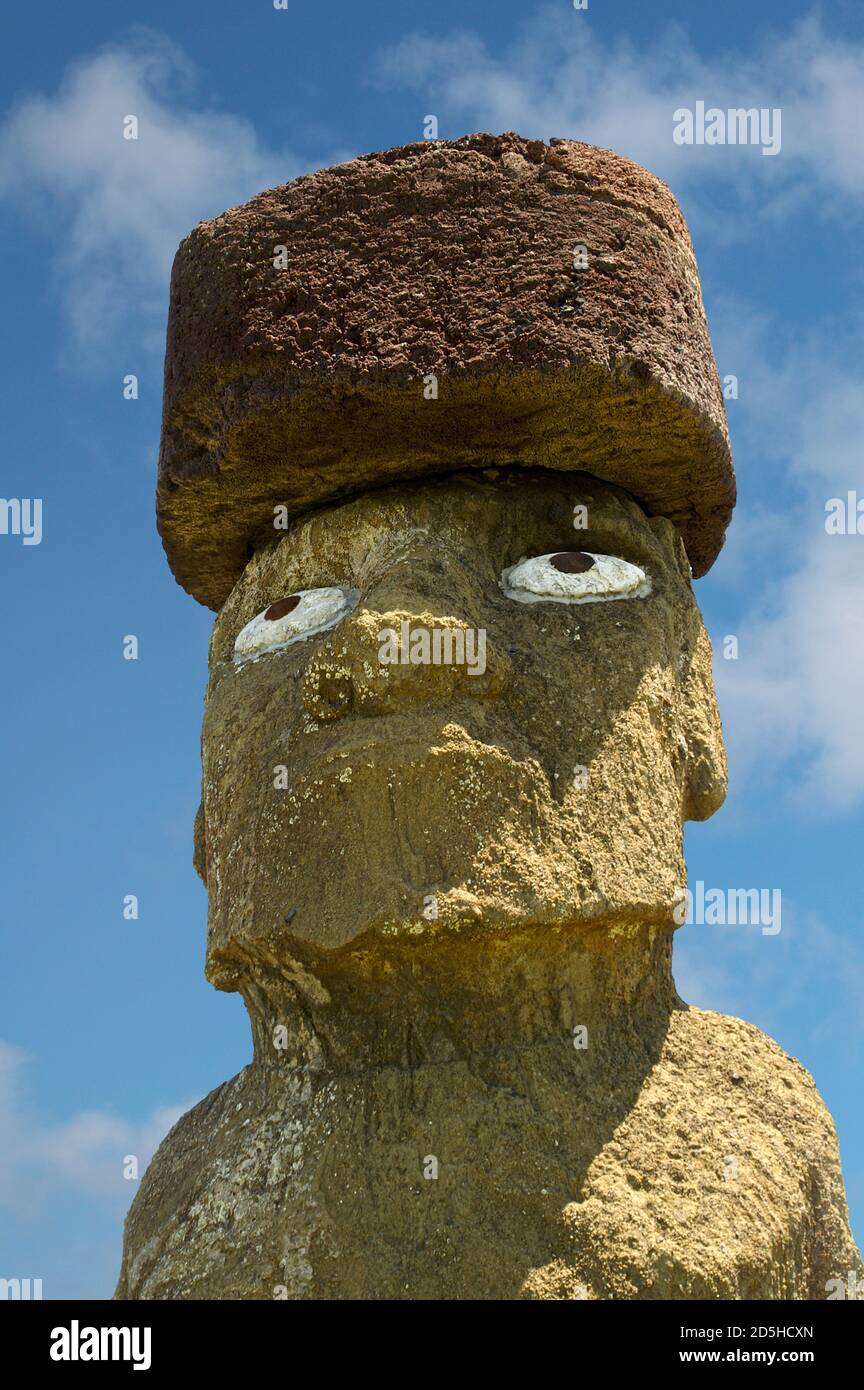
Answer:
[231,921,679,1076]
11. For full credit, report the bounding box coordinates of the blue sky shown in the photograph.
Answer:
[1,0,862,1299]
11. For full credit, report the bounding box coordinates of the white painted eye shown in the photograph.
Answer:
[234,587,359,664]
[500,552,650,605]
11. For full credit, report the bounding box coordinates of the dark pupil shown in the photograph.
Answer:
[265,594,302,621]
[549,551,595,574]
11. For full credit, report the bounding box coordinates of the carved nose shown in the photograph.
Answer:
[301,609,510,721]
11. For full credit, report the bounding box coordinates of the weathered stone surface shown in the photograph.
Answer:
[157,134,734,609]
[117,471,860,1299]
[115,938,860,1301]
[198,473,724,967]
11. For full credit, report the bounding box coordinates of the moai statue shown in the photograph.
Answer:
[117,135,860,1300]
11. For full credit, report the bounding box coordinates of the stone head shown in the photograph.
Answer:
[196,467,726,986]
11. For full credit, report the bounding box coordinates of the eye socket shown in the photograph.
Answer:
[500,551,650,605]
[233,587,359,664]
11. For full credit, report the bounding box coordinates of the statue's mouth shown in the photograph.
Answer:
[283,713,547,796]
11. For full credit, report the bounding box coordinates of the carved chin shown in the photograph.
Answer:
[203,727,686,958]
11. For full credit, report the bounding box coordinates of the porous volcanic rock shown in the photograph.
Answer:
[194,472,726,966]
[115,929,861,1301]
[157,133,734,609]
[116,470,861,1300]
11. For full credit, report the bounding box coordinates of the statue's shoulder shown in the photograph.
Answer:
[548,1005,860,1300]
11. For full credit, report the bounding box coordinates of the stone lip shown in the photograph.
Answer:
[157,132,735,610]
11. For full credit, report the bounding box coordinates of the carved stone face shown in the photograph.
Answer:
[197,470,726,985]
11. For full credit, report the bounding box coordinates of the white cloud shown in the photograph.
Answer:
[0,29,299,354]
[374,8,864,213]
[0,1041,191,1208]
[716,534,864,810]
[705,301,864,809]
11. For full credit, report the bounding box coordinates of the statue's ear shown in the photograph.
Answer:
[646,516,728,822]
[193,800,208,885]
[680,621,728,822]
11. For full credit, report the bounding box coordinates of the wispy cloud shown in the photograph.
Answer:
[706,301,864,810]
[717,537,864,809]
[0,1041,191,1209]
[0,29,298,355]
[374,8,864,214]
